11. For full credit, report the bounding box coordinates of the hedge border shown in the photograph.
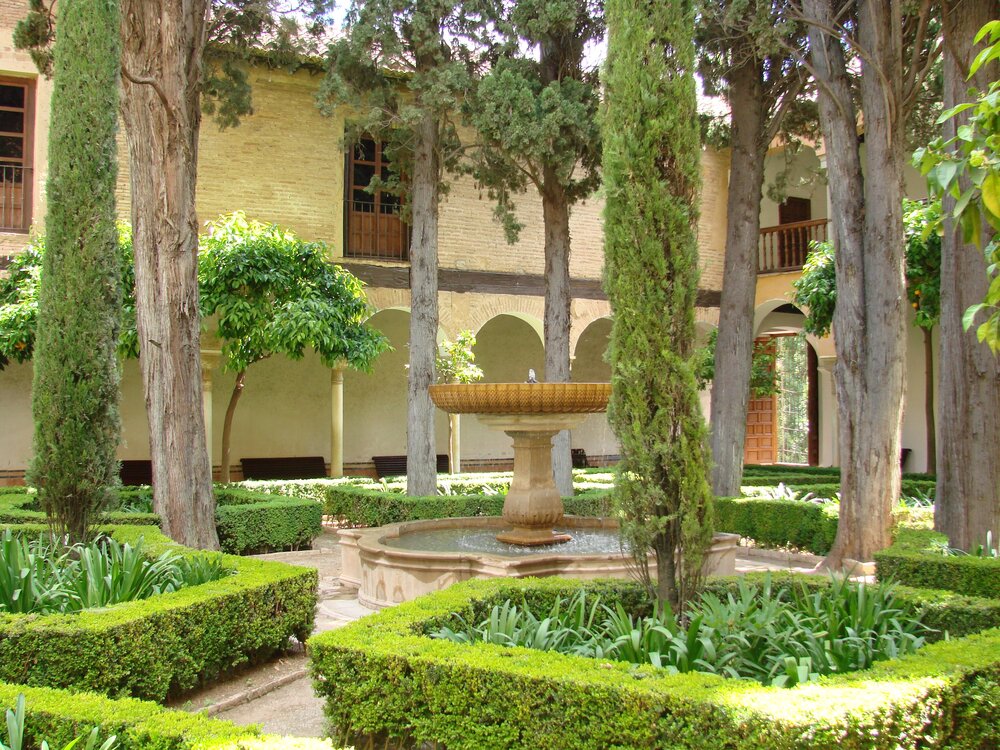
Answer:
[0,489,323,555]
[0,491,160,527]
[309,576,1000,750]
[0,681,342,750]
[214,487,323,555]
[0,524,317,702]
[875,528,1000,599]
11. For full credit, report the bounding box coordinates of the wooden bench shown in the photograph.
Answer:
[372,454,450,480]
[119,460,153,486]
[240,456,328,480]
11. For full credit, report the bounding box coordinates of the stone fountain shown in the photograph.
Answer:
[338,380,738,609]
[428,381,611,546]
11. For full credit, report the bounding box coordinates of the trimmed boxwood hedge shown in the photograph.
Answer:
[0,681,343,750]
[0,487,323,555]
[875,528,1000,599]
[309,576,1000,750]
[214,487,323,555]
[0,524,317,702]
[0,491,161,527]
[245,479,613,528]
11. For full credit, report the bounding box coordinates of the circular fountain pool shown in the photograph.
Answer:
[339,517,739,609]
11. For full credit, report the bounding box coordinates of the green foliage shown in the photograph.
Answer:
[693,328,779,397]
[0,530,231,615]
[214,489,323,555]
[0,228,138,368]
[14,1,335,131]
[198,212,389,373]
[795,201,944,337]
[242,476,613,528]
[435,331,483,384]
[309,576,1000,750]
[875,528,1000,599]
[462,0,602,242]
[793,240,837,338]
[903,199,942,330]
[2,694,117,750]
[0,680,346,750]
[317,0,492,202]
[0,247,40,369]
[602,0,713,609]
[715,496,838,555]
[0,487,321,557]
[28,0,123,541]
[915,20,1000,351]
[0,524,316,701]
[433,576,928,688]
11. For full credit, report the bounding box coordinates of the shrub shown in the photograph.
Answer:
[214,488,322,555]
[309,576,1000,750]
[875,528,1000,599]
[0,487,322,556]
[0,493,159,528]
[0,524,316,701]
[0,682,346,750]
[714,496,839,554]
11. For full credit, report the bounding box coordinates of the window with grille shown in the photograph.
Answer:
[345,138,409,260]
[0,78,33,232]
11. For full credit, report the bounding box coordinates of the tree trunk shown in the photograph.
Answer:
[119,0,218,549]
[805,0,907,567]
[936,0,1000,551]
[709,56,767,498]
[406,108,440,497]
[220,370,246,483]
[542,171,574,497]
[923,326,935,474]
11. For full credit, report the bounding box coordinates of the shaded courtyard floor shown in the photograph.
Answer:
[174,530,821,738]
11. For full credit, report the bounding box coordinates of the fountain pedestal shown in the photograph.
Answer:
[479,413,588,545]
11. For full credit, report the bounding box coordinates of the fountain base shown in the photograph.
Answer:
[495,528,573,546]
[339,516,739,610]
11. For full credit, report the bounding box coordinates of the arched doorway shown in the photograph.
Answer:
[749,303,821,465]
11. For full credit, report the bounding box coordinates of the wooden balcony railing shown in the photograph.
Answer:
[0,165,31,232]
[759,218,829,274]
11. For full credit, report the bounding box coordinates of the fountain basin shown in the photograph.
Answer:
[428,382,612,414]
[339,517,739,609]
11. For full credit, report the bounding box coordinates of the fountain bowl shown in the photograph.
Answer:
[339,517,739,609]
[429,382,611,414]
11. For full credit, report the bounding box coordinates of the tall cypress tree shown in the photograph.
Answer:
[29,0,122,540]
[603,0,713,609]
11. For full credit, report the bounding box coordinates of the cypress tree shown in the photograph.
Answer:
[602,0,713,609]
[29,0,122,540]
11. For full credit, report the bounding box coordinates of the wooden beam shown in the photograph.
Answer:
[339,262,721,306]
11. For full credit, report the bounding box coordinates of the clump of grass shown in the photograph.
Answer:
[0,530,232,615]
[432,575,930,688]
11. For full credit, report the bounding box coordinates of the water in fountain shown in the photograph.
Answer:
[383,525,629,557]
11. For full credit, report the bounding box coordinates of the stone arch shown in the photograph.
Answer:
[460,313,547,464]
[753,299,829,357]
[466,298,546,344]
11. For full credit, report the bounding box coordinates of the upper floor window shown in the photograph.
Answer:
[345,138,409,260]
[0,78,33,233]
